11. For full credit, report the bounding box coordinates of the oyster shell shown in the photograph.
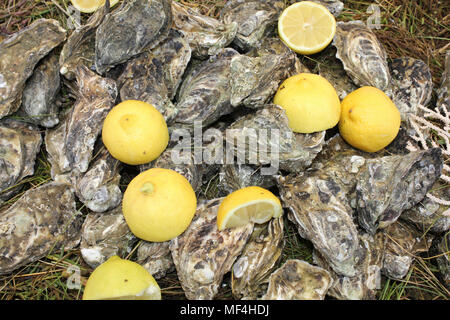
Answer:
[175,48,239,127]
[171,1,238,58]
[75,147,122,212]
[232,217,284,299]
[170,198,253,300]
[59,5,107,80]
[80,207,136,269]
[135,241,174,279]
[220,0,285,52]
[260,259,332,300]
[0,19,66,119]
[437,51,449,110]
[333,21,390,92]
[218,164,277,194]
[0,120,42,202]
[356,148,443,234]
[313,232,385,300]
[0,182,82,275]
[390,57,433,122]
[95,0,172,74]
[382,221,433,280]
[309,0,344,17]
[45,67,117,177]
[18,52,60,128]
[435,232,449,288]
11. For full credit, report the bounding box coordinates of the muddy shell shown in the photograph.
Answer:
[135,241,174,279]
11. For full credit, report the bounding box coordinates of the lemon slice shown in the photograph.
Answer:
[278,1,336,55]
[217,186,283,230]
[70,0,120,13]
[83,256,161,300]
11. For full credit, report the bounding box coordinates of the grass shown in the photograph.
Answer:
[0,0,449,300]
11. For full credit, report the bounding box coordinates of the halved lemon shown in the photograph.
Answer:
[217,186,283,230]
[278,1,336,55]
[70,0,120,14]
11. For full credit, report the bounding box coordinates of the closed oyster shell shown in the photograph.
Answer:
[356,148,443,234]
[218,164,277,194]
[0,120,42,202]
[171,1,238,58]
[260,259,332,300]
[45,67,117,177]
[170,198,253,300]
[135,241,174,279]
[18,52,60,128]
[95,0,172,74]
[220,0,285,52]
[0,182,82,275]
[175,48,239,127]
[0,19,66,119]
[437,51,449,110]
[333,21,390,91]
[390,57,433,122]
[75,147,122,212]
[309,0,344,17]
[232,217,284,299]
[435,232,449,288]
[80,207,136,269]
[382,221,433,280]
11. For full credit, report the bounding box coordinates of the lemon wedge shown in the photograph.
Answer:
[217,186,283,230]
[70,0,120,14]
[278,1,336,55]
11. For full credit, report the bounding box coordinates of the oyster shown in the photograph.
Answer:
[437,51,449,110]
[356,148,443,234]
[0,120,42,202]
[171,1,238,58]
[220,0,285,52]
[390,57,433,122]
[59,5,107,80]
[218,164,277,194]
[45,67,117,178]
[0,19,66,119]
[135,241,174,279]
[232,217,284,299]
[314,232,385,300]
[75,147,122,212]
[18,52,60,128]
[170,198,253,300]
[118,51,178,123]
[333,21,390,92]
[435,232,449,288]
[310,0,344,17]
[95,0,172,74]
[382,221,433,280]
[175,48,239,127]
[80,207,136,269]
[260,259,332,300]
[0,182,82,275]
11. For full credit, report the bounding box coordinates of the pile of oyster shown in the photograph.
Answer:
[0,0,448,300]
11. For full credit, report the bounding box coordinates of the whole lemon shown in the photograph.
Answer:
[83,256,161,300]
[339,86,401,152]
[122,168,197,242]
[102,100,169,165]
[273,73,341,133]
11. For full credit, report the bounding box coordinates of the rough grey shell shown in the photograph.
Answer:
[0,120,42,202]
[171,1,238,58]
[170,198,253,300]
[80,207,136,269]
[0,182,82,275]
[390,57,433,121]
[59,5,107,80]
[437,51,449,112]
[314,232,385,300]
[0,19,66,119]
[434,232,449,288]
[75,147,122,213]
[382,221,433,280]
[310,0,344,17]
[95,0,172,74]
[135,241,174,279]
[45,67,117,177]
[356,148,443,234]
[333,21,390,91]
[175,48,239,127]
[18,52,60,127]
[218,164,277,194]
[220,0,285,52]
[232,217,284,299]
[260,259,332,300]
[118,51,178,123]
